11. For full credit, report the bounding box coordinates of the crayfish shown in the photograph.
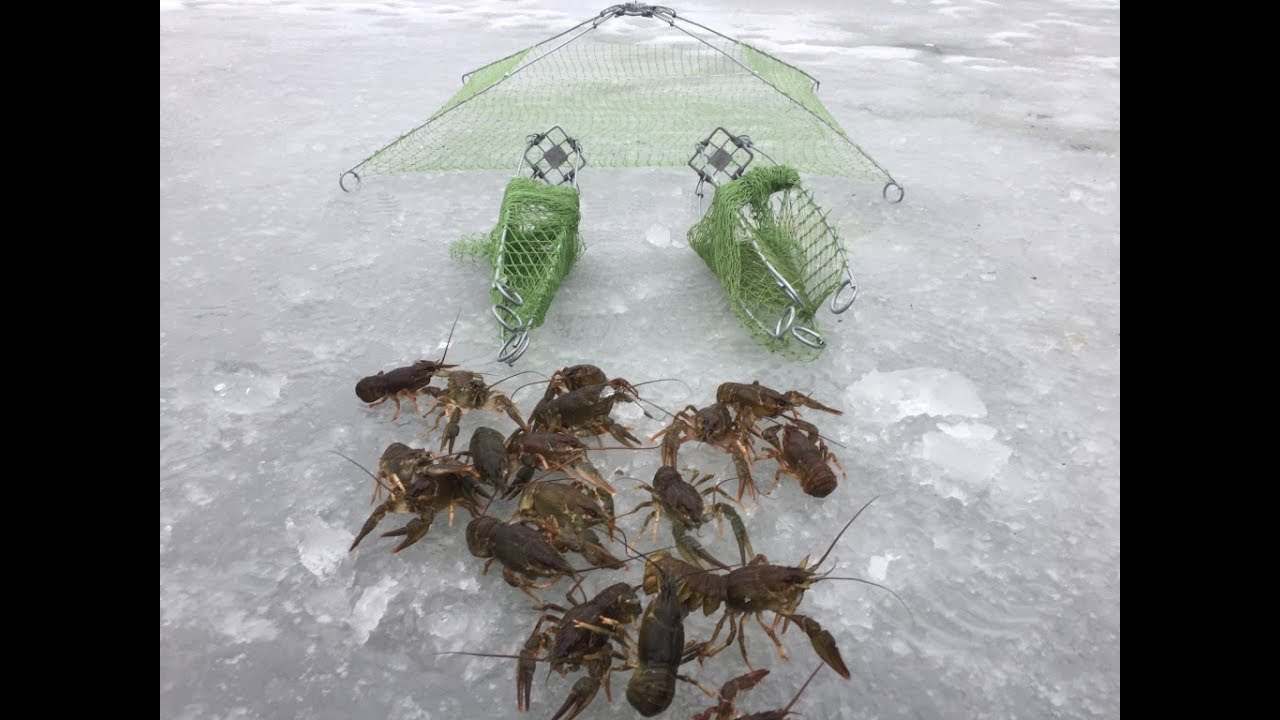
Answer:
[423,369,528,453]
[624,561,719,717]
[504,429,615,496]
[369,441,432,503]
[526,367,675,448]
[623,465,753,570]
[692,665,825,720]
[529,381,646,448]
[715,381,842,435]
[758,422,845,498]
[516,581,644,720]
[545,363,641,396]
[516,480,625,570]
[463,426,511,495]
[353,315,459,421]
[654,403,760,502]
[348,446,489,554]
[640,497,908,680]
[465,515,577,602]
[354,361,456,421]
[437,582,643,720]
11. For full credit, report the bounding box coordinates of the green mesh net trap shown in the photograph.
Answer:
[343,3,900,362]
[449,128,587,364]
[340,3,901,195]
[686,128,857,359]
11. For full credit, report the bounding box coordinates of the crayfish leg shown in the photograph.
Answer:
[828,450,847,479]
[441,407,462,454]
[406,392,423,416]
[737,616,755,670]
[605,420,642,448]
[755,612,790,662]
[766,468,786,496]
[677,673,722,700]
[732,451,758,504]
[702,612,737,662]
[710,502,753,564]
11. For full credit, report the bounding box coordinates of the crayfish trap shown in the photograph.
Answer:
[343,3,903,362]
[450,128,587,364]
[687,128,859,359]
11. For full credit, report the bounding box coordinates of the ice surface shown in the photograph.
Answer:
[161,1,1119,718]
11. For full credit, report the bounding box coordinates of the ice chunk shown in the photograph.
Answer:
[287,517,353,579]
[847,368,987,423]
[349,576,398,644]
[217,610,280,645]
[645,223,672,247]
[921,422,1012,482]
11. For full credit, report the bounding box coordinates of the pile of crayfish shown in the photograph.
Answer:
[336,324,909,719]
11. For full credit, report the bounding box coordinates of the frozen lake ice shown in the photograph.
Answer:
[160,1,1120,718]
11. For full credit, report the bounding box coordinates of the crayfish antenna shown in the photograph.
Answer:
[781,664,826,715]
[438,310,460,366]
[818,577,914,624]
[487,369,547,389]
[511,377,554,400]
[813,495,880,572]
[432,650,524,661]
[328,449,379,482]
[329,450,395,503]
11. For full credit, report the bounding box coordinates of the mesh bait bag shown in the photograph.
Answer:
[687,151,857,359]
[450,128,587,363]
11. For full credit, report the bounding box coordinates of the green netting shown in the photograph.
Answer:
[346,6,895,185]
[688,165,850,360]
[450,177,585,338]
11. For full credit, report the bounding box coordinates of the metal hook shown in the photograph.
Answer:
[492,304,526,332]
[339,170,361,193]
[883,182,904,204]
[774,275,804,308]
[494,281,525,306]
[792,324,826,349]
[497,329,530,365]
[830,277,858,314]
[740,304,794,340]
[773,305,797,338]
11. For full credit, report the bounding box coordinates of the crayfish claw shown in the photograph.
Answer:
[785,390,843,416]
[605,419,643,448]
[349,504,388,552]
[383,516,433,554]
[673,523,731,570]
[790,613,850,680]
[550,674,601,720]
[517,633,544,712]
[571,459,615,496]
[497,395,529,430]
